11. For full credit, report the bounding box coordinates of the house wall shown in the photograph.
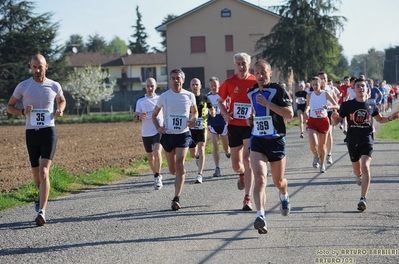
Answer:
[165,0,281,86]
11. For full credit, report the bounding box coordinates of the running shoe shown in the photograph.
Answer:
[34,194,40,212]
[35,211,46,226]
[237,173,245,190]
[300,133,304,138]
[154,175,163,190]
[225,152,231,159]
[254,215,268,234]
[357,197,367,211]
[320,164,326,173]
[213,167,221,177]
[326,154,333,164]
[195,174,203,184]
[279,193,291,216]
[355,175,362,186]
[242,197,253,211]
[312,156,320,168]
[195,155,199,167]
[171,200,181,211]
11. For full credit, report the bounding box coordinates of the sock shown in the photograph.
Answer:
[244,194,250,200]
[38,209,45,216]
[154,172,160,177]
[173,196,179,202]
[257,210,264,218]
[327,154,331,156]
[358,174,362,178]
[280,192,288,201]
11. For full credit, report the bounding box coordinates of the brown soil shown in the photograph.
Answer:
[0,122,143,193]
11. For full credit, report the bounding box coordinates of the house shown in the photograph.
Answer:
[155,0,281,88]
[66,52,167,91]
[65,52,167,112]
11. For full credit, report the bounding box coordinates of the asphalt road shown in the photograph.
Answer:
[1,117,398,264]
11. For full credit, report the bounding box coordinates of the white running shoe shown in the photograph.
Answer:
[195,174,202,184]
[154,175,163,190]
[313,156,319,168]
[320,164,326,173]
[326,154,333,164]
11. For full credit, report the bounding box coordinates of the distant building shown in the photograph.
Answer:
[65,52,167,112]
[66,52,167,91]
[155,0,281,87]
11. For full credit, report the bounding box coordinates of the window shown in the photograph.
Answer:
[191,36,206,53]
[141,67,156,81]
[160,66,167,76]
[225,35,233,52]
[221,8,231,17]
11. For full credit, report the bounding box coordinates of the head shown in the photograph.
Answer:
[343,76,350,86]
[234,52,251,77]
[311,76,324,91]
[30,54,48,82]
[350,76,357,86]
[169,69,185,92]
[367,79,373,87]
[145,78,157,95]
[190,78,202,95]
[253,60,273,88]
[209,76,220,94]
[334,80,341,88]
[318,72,328,84]
[298,81,305,91]
[353,77,368,97]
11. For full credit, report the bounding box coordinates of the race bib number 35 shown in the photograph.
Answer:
[252,116,274,136]
[30,109,51,127]
[233,103,251,119]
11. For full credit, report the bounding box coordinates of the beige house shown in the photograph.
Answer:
[156,0,281,87]
[66,52,167,91]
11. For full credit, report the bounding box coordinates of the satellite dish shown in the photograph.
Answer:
[72,47,78,53]
[126,49,132,55]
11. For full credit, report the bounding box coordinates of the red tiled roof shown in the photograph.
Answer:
[67,52,166,67]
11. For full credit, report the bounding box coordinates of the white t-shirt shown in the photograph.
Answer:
[347,86,356,100]
[12,77,63,129]
[156,89,196,134]
[135,94,163,137]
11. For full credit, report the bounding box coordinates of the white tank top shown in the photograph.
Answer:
[309,91,328,118]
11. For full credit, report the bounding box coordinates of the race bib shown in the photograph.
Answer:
[311,108,327,118]
[252,116,274,136]
[212,104,220,114]
[297,97,306,104]
[167,114,187,133]
[30,109,51,127]
[192,118,204,130]
[233,103,251,119]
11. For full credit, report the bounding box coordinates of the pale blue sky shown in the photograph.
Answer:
[35,0,399,61]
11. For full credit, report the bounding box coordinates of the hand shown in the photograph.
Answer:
[223,113,233,122]
[25,105,33,115]
[157,125,166,134]
[330,111,339,119]
[188,119,196,128]
[246,117,254,127]
[256,94,268,106]
[55,109,64,117]
[140,111,147,120]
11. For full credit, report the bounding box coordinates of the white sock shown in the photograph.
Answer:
[38,209,45,216]
[280,192,288,201]
[257,210,264,217]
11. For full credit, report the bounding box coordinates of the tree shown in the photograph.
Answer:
[86,33,107,53]
[65,65,116,115]
[0,0,66,99]
[107,36,128,55]
[156,14,178,52]
[129,5,149,54]
[64,34,86,53]
[255,0,346,82]
[383,46,399,84]
[351,49,385,81]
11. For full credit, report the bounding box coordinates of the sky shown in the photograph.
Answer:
[35,0,399,61]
